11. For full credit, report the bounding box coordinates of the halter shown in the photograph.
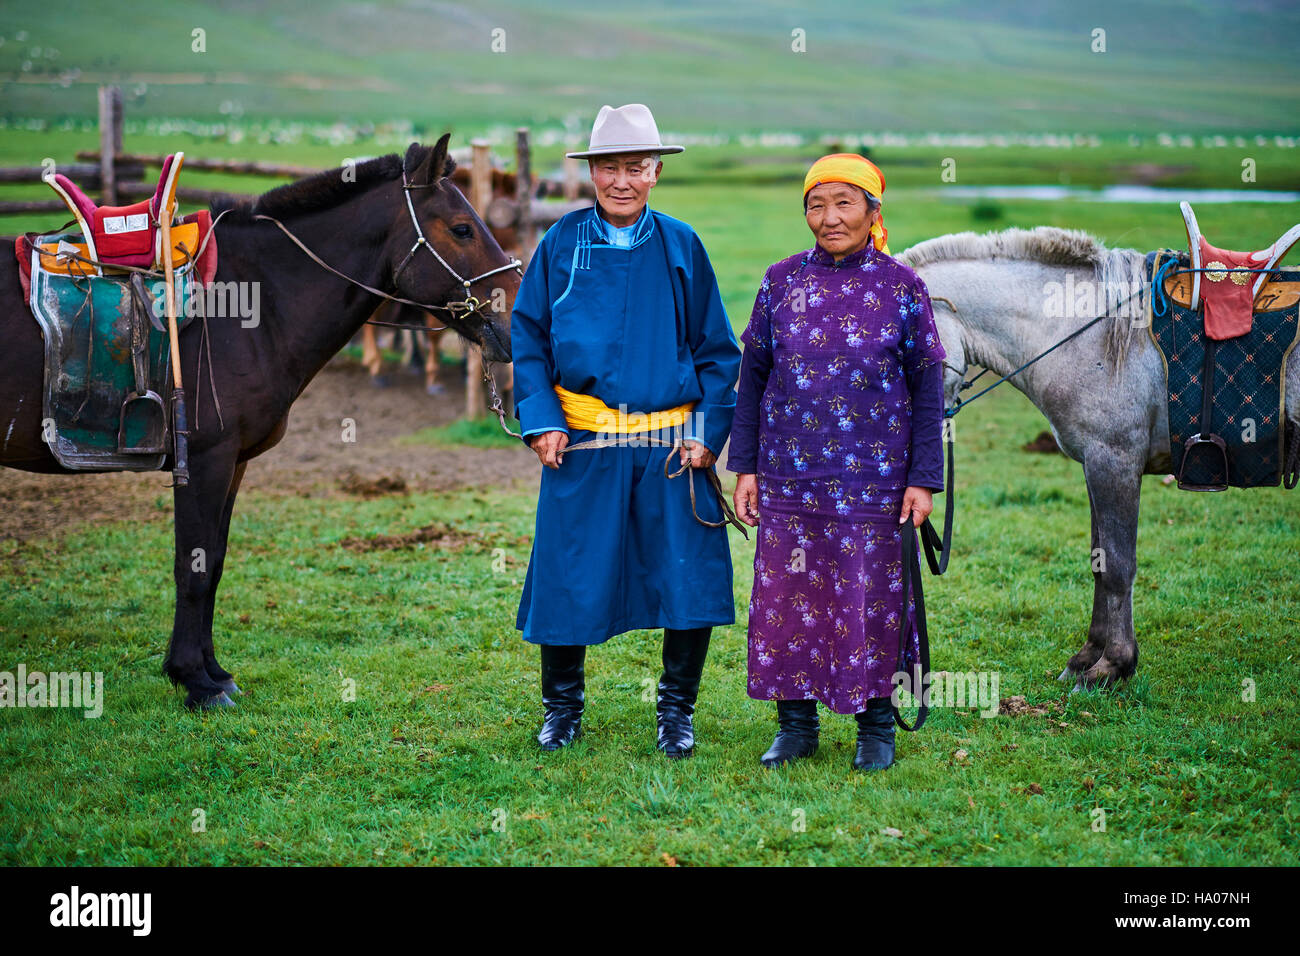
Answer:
[393,154,523,320]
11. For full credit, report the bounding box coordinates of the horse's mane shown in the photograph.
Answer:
[897,226,1148,368]
[210,146,457,222]
[896,225,1112,270]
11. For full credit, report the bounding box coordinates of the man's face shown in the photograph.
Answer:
[589,152,662,226]
[805,182,878,259]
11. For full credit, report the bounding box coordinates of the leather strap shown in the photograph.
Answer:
[894,516,932,732]
[1198,337,1217,438]
[892,432,954,732]
[562,432,749,539]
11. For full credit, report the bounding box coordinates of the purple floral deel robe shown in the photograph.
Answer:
[726,241,947,713]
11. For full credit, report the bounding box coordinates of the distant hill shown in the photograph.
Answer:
[2,0,1299,133]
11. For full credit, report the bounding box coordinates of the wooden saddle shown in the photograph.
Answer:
[40,152,198,276]
[1156,204,1300,490]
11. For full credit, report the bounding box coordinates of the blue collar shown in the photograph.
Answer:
[590,204,654,249]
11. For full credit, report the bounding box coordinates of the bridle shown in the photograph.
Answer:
[252,152,522,332]
[392,156,523,323]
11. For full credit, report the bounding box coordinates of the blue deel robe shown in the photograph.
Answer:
[512,204,743,646]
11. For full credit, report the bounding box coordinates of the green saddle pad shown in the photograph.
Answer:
[27,230,197,471]
[1147,250,1300,489]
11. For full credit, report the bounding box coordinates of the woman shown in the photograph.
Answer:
[727,154,946,772]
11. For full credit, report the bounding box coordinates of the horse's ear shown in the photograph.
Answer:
[411,134,454,186]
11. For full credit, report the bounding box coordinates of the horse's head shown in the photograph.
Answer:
[928,295,967,415]
[384,136,518,363]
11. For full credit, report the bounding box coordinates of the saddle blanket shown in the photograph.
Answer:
[1146,250,1300,488]
[26,230,198,471]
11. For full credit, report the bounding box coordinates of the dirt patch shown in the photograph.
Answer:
[0,354,542,544]
[998,695,1065,718]
[1022,430,1063,454]
[337,472,409,498]
[338,520,474,553]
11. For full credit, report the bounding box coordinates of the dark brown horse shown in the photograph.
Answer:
[0,136,518,708]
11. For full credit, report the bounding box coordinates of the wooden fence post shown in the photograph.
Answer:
[97,85,122,206]
[465,139,493,420]
[515,128,536,262]
[563,156,581,201]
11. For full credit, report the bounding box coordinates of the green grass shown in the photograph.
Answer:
[399,416,521,449]
[2,377,1296,865]
[3,0,1299,133]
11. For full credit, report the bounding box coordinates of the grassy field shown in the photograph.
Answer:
[4,0,1299,133]
[2,126,1298,863]
[1,384,1296,865]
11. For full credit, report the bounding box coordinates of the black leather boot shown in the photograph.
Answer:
[537,644,585,751]
[759,700,820,767]
[852,696,896,771]
[656,627,711,759]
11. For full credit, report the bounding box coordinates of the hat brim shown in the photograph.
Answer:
[565,144,684,159]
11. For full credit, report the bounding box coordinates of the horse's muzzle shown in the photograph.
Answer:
[480,318,512,363]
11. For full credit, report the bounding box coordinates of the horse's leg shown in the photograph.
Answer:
[199,460,247,696]
[361,324,387,387]
[1061,479,1107,679]
[163,446,240,709]
[1066,448,1142,689]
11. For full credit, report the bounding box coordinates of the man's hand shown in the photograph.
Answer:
[733,473,759,526]
[529,430,569,469]
[679,439,716,470]
[899,486,934,527]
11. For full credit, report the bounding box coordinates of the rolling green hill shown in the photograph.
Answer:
[2,0,1299,134]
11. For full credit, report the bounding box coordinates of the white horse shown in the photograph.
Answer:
[898,226,1300,688]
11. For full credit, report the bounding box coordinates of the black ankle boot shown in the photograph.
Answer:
[759,700,820,767]
[852,696,896,771]
[656,627,711,759]
[537,644,585,751]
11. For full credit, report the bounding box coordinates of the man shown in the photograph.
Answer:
[512,104,742,758]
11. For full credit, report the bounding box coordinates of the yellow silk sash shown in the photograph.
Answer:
[553,384,696,434]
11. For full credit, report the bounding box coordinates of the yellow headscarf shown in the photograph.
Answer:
[803,153,889,254]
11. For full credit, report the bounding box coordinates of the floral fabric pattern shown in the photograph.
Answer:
[740,242,945,712]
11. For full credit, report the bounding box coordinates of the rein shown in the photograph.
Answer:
[253,155,522,330]
[892,425,953,732]
[943,285,1146,418]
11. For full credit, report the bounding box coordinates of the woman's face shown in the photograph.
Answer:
[805,182,878,260]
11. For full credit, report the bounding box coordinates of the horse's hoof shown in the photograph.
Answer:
[219,679,242,697]
[426,383,445,395]
[198,691,237,710]
[371,375,391,389]
[1057,667,1078,683]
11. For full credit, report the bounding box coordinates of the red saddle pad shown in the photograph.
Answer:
[1198,237,1259,341]
[93,199,155,265]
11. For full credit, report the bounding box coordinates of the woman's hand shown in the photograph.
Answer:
[899,486,933,527]
[529,430,569,469]
[734,473,760,526]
